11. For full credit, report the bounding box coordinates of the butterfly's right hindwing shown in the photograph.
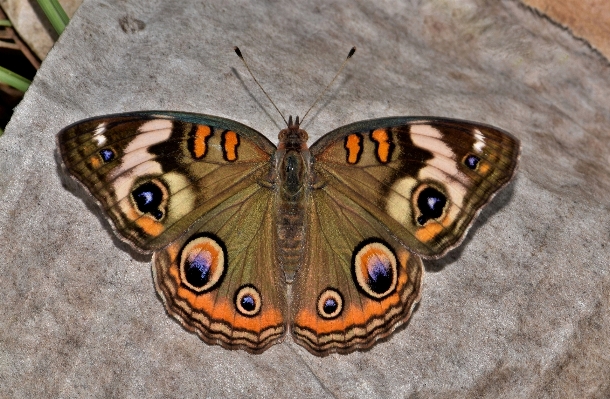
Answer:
[153,183,287,353]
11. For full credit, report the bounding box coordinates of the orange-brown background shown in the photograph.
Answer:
[521,0,610,60]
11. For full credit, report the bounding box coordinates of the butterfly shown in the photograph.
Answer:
[56,49,520,356]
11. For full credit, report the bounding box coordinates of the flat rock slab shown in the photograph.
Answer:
[1,0,609,397]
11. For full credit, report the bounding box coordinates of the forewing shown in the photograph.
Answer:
[310,117,520,258]
[57,111,276,252]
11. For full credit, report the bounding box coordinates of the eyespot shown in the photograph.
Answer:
[464,154,480,170]
[352,239,398,299]
[317,288,344,319]
[131,180,167,220]
[99,148,115,163]
[234,285,262,317]
[179,234,227,293]
[413,185,447,225]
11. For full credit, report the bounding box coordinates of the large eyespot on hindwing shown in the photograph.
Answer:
[316,288,344,319]
[413,183,448,226]
[131,179,169,221]
[352,239,398,300]
[234,284,262,317]
[179,233,227,293]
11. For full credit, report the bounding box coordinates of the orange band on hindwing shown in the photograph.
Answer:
[221,130,240,162]
[370,128,394,163]
[344,133,363,164]
[294,252,411,334]
[166,254,284,333]
[188,125,213,159]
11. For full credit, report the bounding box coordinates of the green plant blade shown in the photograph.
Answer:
[36,0,69,35]
[0,66,31,92]
[50,0,70,24]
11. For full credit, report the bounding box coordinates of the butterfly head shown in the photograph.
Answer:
[278,115,308,150]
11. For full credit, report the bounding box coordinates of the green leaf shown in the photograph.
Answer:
[36,0,70,35]
[0,66,31,92]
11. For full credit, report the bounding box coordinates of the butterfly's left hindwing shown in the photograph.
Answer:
[154,183,287,353]
[291,185,424,355]
[310,117,520,258]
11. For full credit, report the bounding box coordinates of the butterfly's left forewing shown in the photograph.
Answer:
[57,112,276,252]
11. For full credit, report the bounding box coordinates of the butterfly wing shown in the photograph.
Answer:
[289,117,519,355]
[58,112,287,352]
[153,182,287,352]
[57,111,275,251]
[290,185,424,355]
[309,117,520,258]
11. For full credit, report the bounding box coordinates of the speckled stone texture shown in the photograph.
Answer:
[1,0,609,397]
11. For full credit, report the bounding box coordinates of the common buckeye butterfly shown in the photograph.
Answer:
[57,48,519,356]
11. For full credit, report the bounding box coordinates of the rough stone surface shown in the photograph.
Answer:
[1,0,609,397]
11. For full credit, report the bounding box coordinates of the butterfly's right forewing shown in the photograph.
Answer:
[310,117,520,258]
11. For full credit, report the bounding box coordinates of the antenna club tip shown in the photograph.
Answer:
[234,46,243,58]
[347,47,356,58]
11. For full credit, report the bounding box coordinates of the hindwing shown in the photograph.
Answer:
[291,185,424,355]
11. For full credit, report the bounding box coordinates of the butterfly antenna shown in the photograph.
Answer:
[300,46,356,125]
[234,46,288,126]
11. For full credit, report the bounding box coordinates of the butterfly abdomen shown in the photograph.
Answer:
[276,202,306,282]
[275,145,311,282]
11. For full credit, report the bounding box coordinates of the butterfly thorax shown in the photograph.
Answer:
[275,116,311,282]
